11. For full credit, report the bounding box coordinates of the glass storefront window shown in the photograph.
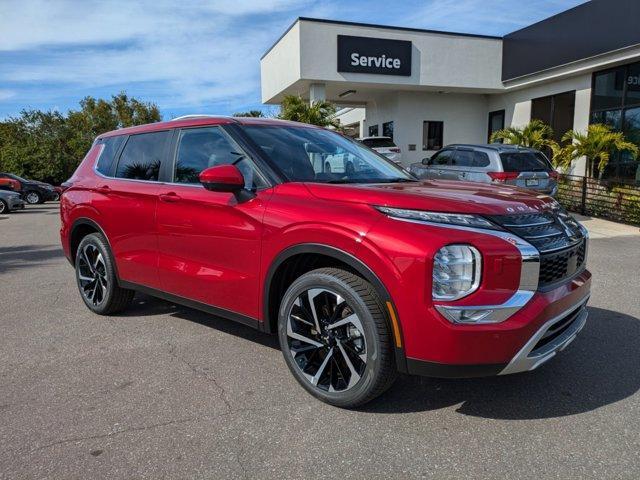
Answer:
[590,109,622,130]
[626,63,640,107]
[592,67,625,110]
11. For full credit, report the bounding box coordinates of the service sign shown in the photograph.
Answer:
[337,35,412,76]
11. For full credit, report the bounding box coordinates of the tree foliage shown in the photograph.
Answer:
[489,119,555,150]
[232,110,264,117]
[554,123,638,176]
[0,92,161,184]
[277,95,339,128]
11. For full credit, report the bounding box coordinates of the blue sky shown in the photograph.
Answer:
[0,0,585,120]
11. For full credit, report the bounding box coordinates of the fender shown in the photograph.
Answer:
[68,218,120,278]
[263,243,407,372]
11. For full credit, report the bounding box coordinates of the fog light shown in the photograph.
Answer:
[436,307,494,324]
[432,245,481,301]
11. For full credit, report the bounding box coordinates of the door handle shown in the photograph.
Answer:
[96,185,110,195]
[159,192,181,203]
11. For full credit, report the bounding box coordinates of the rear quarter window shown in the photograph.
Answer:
[96,136,126,176]
[499,152,551,172]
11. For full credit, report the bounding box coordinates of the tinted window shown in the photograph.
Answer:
[452,150,474,167]
[115,131,170,181]
[593,67,625,110]
[423,121,443,150]
[174,127,265,189]
[626,63,640,107]
[474,151,491,167]
[500,152,551,172]
[362,138,395,148]
[242,125,410,184]
[368,125,379,136]
[382,121,394,140]
[432,149,453,166]
[96,136,125,176]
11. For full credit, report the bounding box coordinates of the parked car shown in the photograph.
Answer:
[410,144,559,196]
[360,136,402,164]
[52,184,69,201]
[0,189,26,213]
[0,173,58,204]
[60,117,590,408]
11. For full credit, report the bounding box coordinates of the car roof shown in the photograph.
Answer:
[98,116,322,139]
[444,143,540,153]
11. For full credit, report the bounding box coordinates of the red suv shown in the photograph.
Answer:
[60,116,591,407]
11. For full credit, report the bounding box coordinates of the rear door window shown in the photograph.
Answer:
[499,152,552,172]
[96,136,126,176]
[115,131,171,181]
[451,150,475,167]
[362,138,396,148]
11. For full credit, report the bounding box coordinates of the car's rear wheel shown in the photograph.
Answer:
[75,233,134,315]
[278,268,396,408]
[0,200,7,214]
[25,191,41,204]
[52,192,60,201]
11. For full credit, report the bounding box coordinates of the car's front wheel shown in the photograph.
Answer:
[75,233,135,315]
[25,191,41,204]
[0,200,7,214]
[278,268,397,408]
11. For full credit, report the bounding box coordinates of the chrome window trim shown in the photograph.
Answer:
[385,216,540,324]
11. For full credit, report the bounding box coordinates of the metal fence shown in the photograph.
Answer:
[557,174,640,226]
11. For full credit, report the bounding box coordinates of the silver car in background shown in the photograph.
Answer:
[0,189,26,214]
[409,144,558,196]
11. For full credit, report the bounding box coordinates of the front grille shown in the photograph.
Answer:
[538,241,586,287]
[487,208,587,288]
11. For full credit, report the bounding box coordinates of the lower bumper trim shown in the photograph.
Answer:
[499,295,589,375]
[406,358,506,378]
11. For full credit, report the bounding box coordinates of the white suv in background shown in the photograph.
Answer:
[360,136,402,164]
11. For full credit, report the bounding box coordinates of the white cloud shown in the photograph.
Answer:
[0,0,320,111]
[0,89,16,101]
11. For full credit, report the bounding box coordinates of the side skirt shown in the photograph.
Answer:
[119,280,263,331]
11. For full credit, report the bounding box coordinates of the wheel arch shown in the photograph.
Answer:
[69,218,115,273]
[263,243,407,372]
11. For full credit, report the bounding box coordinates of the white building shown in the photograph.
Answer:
[261,0,640,181]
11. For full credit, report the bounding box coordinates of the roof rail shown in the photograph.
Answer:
[170,114,218,121]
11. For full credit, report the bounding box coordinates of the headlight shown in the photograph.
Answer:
[432,245,481,301]
[376,206,498,230]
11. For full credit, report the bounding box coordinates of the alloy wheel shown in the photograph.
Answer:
[286,288,367,392]
[77,244,108,306]
[25,192,39,204]
[0,201,6,214]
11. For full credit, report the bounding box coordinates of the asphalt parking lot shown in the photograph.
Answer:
[1,203,639,479]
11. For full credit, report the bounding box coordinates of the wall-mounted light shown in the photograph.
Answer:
[338,90,356,98]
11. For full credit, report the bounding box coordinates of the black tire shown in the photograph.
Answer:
[52,192,60,201]
[75,233,134,315]
[278,267,397,408]
[0,200,7,214]
[25,191,41,205]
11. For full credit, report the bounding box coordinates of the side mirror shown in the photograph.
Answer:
[422,157,431,165]
[199,165,245,193]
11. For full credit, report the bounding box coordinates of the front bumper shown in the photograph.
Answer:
[406,270,591,378]
[8,197,25,210]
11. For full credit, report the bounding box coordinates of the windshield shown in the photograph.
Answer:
[241,125,412,184]
[499,152,552,172]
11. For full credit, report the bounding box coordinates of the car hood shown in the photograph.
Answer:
[304,180,557,216]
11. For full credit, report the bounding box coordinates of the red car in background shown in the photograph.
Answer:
[60,116,590,407]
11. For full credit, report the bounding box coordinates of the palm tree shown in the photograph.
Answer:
[556,123,638,177]
[490,119,555,150]
[232,110,264,118]
[277,95,339,128]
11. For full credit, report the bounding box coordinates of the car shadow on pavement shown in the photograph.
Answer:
[119,294,280,350]
[361,306,640,419]
[0,244,65,274]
